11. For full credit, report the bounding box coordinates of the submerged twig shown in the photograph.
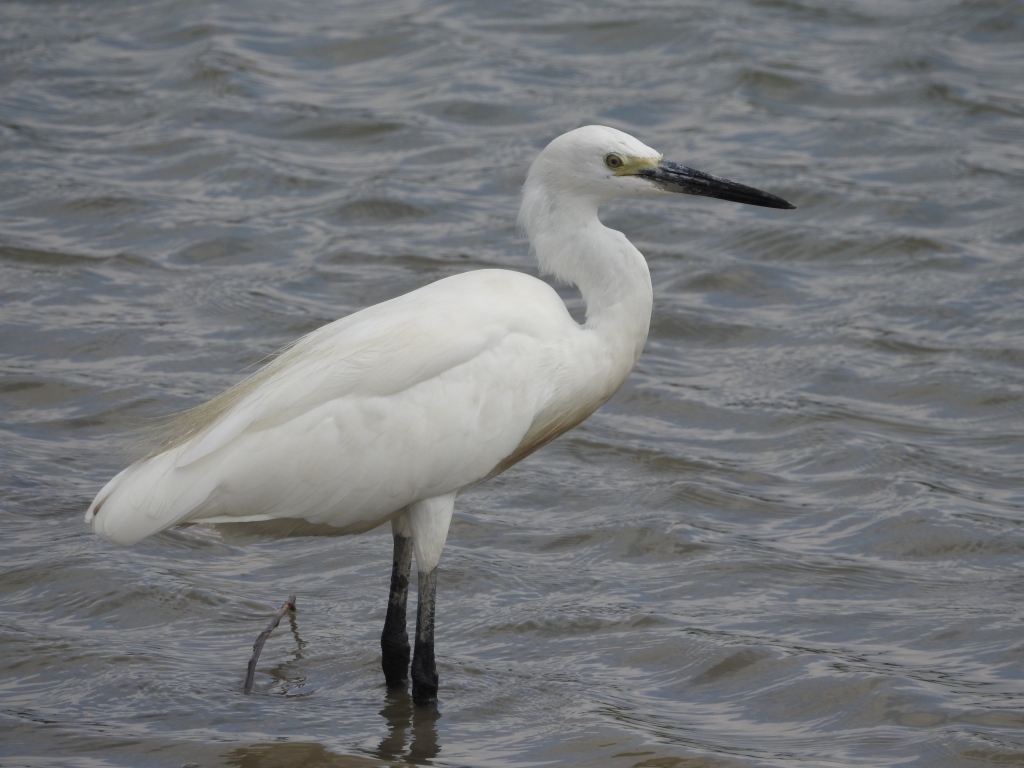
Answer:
[244,594,297,694]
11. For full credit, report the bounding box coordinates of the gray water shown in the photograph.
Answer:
[2,0,1024,765]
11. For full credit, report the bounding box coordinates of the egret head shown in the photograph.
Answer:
[526,125,795,210]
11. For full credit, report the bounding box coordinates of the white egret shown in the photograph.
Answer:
[86,125,794,704]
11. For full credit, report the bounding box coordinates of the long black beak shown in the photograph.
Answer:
[638,161,795,210]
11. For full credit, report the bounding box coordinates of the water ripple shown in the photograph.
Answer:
[2,0,1024,766]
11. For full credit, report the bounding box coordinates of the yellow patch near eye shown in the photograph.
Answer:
[610,155,662,177]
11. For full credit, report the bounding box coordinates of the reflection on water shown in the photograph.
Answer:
[229,608,442,765]
[233,618,442,766]
[375,692,442,765]
[241,596,442,764]
[261,609,311,696]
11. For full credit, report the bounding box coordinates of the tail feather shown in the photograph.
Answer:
[85,448,216,544]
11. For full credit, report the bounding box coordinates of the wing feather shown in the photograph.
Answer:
[88,270,583,543]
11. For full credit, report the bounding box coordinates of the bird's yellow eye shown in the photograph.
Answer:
[604,154,624,170]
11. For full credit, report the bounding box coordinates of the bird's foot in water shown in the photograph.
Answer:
[411,643,438,705]
[381,633,411,689]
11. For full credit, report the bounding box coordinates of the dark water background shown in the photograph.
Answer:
[3,0,1024,765]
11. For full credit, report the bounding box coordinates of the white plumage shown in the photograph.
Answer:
[88,267,632,553]
[86,126,670,558]
[86,125,792,701]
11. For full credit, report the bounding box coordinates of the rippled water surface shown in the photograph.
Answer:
[3,0,1024,765]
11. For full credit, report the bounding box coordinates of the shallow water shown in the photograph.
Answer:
[2,0,1024,765]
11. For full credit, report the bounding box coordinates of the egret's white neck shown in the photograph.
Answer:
[519,178,653,364]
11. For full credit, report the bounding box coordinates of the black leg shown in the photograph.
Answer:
[411,567,438,705]
[381,532,413,688]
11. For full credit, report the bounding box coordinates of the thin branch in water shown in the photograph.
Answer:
[244,595,297,694]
